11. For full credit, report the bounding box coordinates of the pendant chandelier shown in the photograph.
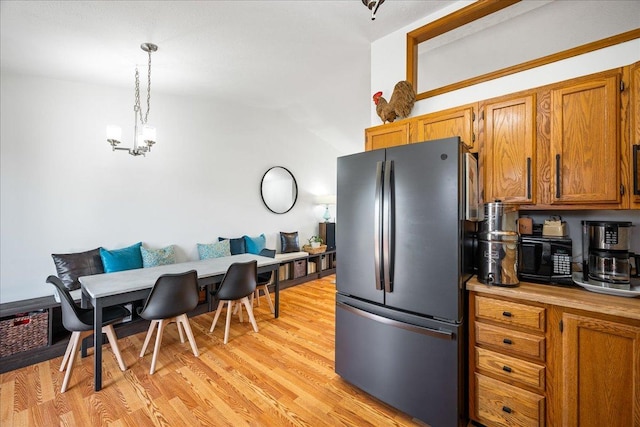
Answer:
[106,43,158,156]
[362,0,384,20]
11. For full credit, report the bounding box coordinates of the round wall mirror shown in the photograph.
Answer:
[260,166,298,214]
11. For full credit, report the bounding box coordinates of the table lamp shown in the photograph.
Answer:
[316,195,336,222]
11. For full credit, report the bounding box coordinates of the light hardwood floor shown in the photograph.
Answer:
[0,276,427,426]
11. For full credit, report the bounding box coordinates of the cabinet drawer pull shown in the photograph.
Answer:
[503,338,513,345]
[502,365,512,373]
[502,406,512,414]
[502,311,512,317]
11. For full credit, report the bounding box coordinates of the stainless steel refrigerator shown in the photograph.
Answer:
[335,137,476,427]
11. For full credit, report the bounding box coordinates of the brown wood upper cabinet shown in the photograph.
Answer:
[416,104,478,152]
[483,95,536,204]
[550,73,621,206]
[365,104,477,152]
[364,121,413,151]
[630,62,640,209]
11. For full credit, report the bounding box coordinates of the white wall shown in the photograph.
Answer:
[0,72,352,303]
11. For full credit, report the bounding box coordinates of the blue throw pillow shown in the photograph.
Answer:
[218,237,246,255]
[100,242,143,273]
[243,234,266,255]
[141,245,176,268]
[198,239,231,260]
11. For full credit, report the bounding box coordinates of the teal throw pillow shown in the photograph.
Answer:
[100,242,143,273]
[141,245,176,268]
[243,234,266,255]
[198,239,231,260]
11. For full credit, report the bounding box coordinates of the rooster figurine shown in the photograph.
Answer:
[373,80,416,124]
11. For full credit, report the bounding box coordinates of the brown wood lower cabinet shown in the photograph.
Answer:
[468,280,640,427]
[555,310,640,427]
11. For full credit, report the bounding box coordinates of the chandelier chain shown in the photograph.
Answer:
[144,48,152,124]
[134,49,152,125]
[134,67,141,116]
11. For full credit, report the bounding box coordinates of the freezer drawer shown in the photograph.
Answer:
[335,300,465,427]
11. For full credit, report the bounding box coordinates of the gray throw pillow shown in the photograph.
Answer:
[51,248,105,291]
[280,231,300,253]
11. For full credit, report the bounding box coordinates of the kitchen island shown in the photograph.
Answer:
[467,277,640,427]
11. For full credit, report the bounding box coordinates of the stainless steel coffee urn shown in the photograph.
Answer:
[582,221,633,289]
[478,201,520,287]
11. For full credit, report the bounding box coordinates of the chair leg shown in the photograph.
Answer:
[60,331,82,393]
[237,301,244,323]
[175,317,185,343]
[177,313,199,357]
[140,320,159,357]
[210,300,225,332]
[149,319,167,375]
[60,332,77,372]
[241,296,259,333]
[224,301,234,344]
[262,285,274,314]
[103,325,126,372]
[253,289,260,307]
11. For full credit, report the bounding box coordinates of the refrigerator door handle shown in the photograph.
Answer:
[383,160,393,293]
[374,161,384,290]
[337,301,455,340]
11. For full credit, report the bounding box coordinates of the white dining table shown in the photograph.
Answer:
[79,253,280,391]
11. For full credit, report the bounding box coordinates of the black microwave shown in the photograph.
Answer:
[519,236,573,285]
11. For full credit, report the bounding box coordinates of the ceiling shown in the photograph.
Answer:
[0,1,457,110]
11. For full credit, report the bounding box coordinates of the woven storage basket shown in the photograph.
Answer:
[293,259,307,279]
[0,310,48,357]
[302,244,327,255]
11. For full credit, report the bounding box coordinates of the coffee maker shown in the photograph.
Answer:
[582,221,633,290]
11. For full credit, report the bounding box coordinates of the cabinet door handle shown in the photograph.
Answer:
[502,406,512,414]
[633,145,639,196]
[555,154,561,198]
[502,365,512,373]
[503,338,513,345]
[502,311,512,317]
[526,157,532,200]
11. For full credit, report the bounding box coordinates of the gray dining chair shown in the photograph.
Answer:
[138,270,200,374]
[46,275,130,393]
[210,261,259,344]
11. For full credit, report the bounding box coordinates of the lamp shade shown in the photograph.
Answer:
[106,125,122,141]
[315,195,336,205]
[142,125,156,142]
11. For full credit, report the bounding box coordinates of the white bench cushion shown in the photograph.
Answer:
[275,252,308,262]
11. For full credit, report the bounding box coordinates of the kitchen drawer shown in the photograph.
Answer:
[476,295,545,332]
[475,322,545,361]
[475,346,545,391]
[475,373,545,427]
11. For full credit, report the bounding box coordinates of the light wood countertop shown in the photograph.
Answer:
[467,277,640,322]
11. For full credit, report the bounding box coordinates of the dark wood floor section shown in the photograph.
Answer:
[0,276,426,426]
